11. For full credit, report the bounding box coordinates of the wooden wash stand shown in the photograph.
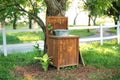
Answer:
[46,16,79,70]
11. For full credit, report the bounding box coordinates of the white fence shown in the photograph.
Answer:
[69,23,120,45]
[0,28,41,56]
[0,22,120,56]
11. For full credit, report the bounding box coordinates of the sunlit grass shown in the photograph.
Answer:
[69,29,95,37]
[0,31,44,44]
[81,40,120,69]
[109,28,117,33]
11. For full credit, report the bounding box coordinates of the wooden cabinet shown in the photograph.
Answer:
[48,36,79,70]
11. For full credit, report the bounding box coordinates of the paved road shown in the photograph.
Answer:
[0,41,44,54]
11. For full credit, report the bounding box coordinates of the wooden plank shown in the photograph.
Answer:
[46,16,68,45]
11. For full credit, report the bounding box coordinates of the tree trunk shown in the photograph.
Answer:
[13,12,17,29]
[44,0,67,53]
[113,16,118,29]
[73,13,79,25]
[88,14,91,32]
[93,17,96,25]
[28,13,32,29]
[44,0,67,16]
[1,21,5,29]
[91,16,97,26]
[113,16,118,25]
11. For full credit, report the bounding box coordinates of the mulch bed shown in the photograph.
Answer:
[12,64,119,80]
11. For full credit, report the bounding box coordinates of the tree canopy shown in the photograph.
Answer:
[82,0,119,25]
[105,0,120,24]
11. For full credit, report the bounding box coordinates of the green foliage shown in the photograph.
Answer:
[48,23,54,31]
[34,54,52,72]
[105,0,120,23]
[34,42,44,57]
[84,0,113,16]
[0,0,45,22]
[34,43,52,72]
[66,0,73,10]
[83,0,120,25]
[0,0,25,22]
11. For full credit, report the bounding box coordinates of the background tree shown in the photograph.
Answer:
[12,10,23,29]
[0,0,25,29]
[82,0,114,26]
[72,0,84,25]
[105,0,120,25]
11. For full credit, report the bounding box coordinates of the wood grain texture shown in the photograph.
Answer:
[48,36,79,70]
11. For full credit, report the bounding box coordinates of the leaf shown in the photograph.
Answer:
[42,54,49,62]
[34,57,43,61]
[34,54,52,72]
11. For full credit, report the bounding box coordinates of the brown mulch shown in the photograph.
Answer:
[12,64,119,80]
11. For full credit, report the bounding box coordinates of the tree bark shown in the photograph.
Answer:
[13,12,17,29]
[44,0,67,53]
[113,16,118,29]
[91,16,97,26]
[88,14,91,32]
[73,13,79,25]
[28,13,32,29]
[44,0,67,16]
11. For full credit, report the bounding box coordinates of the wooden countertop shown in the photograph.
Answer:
[49,35,79,39]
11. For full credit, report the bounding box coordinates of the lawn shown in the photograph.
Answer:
[0,29,95,45]
[69,29,95,37]
[0,31,44,45]
[0,40,120,80]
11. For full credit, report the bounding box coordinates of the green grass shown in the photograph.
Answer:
[109,28,117,33]
[81,40,120,69]
[0,51,39,80]
[80,40,120,80]
[69,29,95,37]
[0,31,44,44]
[0,40,120,80]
